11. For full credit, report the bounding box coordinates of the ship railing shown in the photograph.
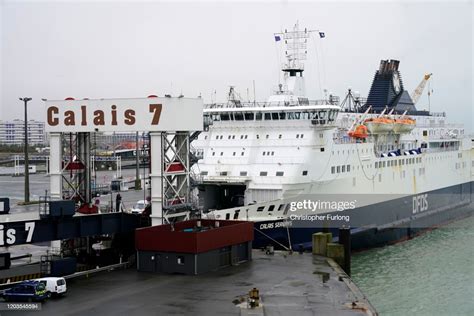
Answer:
[204,99,335,109]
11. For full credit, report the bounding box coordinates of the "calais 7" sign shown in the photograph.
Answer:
[44,97,203,132]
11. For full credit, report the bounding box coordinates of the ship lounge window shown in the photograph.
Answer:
[272,113,279,120]
[221,113,230,121]
[342,165,346,172]
[264,113,272,120]
[240,171,247,176]
[244,113,254,120]
[260,171,268,176]
[226,213,230,220]
[257,206,265,212]
[268,205,275,212]
[278,204,285,211]
[423,130,428,136]
[347,165,350,172]
[220,172,228,176]
[276,171,284,176]
[279,112,286,120]
[302,170,308,176]
[201,171,208,175]
[233,210,240,219]
[234,112,244,120]
[331,166,335,174]
[337,166,340,173]
[255,112,262,120]
[375,162,378,168]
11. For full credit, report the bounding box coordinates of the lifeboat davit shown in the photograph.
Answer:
[364,117,395,134]
[393,118,416,133]
[348,125,368,139]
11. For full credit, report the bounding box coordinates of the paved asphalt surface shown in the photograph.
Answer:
[1,251,374,316]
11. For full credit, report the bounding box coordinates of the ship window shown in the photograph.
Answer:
[220,135,224,139]
[220,152,223,156]
[301,134,304,139]
[302,170,308,176]
[266,135,269,139]
[233,211,240,219]
[264,113,272,120]
[272,113,279,120]
[271,152,274,156]
[378,174,382,182]
[278,204,285,211]
[375,162,378,168]
[263,152,266,156]
[382,161,386,168]
[279,112,286,120]
[337,166,340,173]
[256,112,262,120]
[423,130,428,136]
[331,166,335,174]
[233,152,236,156]
[294,112,301,119]
[279,134,282,139]
[215,135,219,140]
[347,165,350,172]
[320,148,325,152]
[240,171,247,176]
[394,160,397,166]
[228,135,231,139]
[257,206,265,212]
[241,152,244,156]
[177,256,185,265]
[232,135,235,139]
[296,134,300,139]
[260,171,268,176]
[225,213,230,220]
[342,165,346,172]
[240,135,244,139]
[201,171,208,175]
[276,171,284,176]
[256,134,259,139]
[268,205,275,212]
[221,113,230,121]
[220,172,227,176]
[244,113,254,120]
[212,152,215,156]
[234,112,244,120]
[245,135,248,139]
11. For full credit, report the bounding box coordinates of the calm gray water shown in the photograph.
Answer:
[352,215,474,316]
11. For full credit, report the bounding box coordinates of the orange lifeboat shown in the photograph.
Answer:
[348,125,368,139]
[364,117,395,134]
[393,117,416,133]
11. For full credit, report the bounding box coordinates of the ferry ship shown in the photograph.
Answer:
[192,24,474,250]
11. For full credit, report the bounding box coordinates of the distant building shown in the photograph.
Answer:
[0,120,46,145]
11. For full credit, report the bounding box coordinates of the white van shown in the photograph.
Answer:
[36,277,67,296]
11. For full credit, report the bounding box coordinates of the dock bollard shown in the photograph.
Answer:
[338,227,351,276]
[326,243,345,268]
[312,232,332,255]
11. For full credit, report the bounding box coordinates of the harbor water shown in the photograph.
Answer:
[352,215,474,316]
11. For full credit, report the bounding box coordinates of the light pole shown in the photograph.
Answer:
[19,97,32,203]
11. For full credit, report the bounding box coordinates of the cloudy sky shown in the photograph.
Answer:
[1,0,473,131]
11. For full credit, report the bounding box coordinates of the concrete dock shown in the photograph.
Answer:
[15,250,376,316]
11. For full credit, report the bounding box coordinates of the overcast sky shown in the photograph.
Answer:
[1,0,473,131]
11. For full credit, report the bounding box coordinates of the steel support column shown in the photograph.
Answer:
[49,133,62,200]
[150,132,163,226]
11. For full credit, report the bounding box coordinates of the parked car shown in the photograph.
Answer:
[130,200,149,214]
[1,281,50,302]
[36,277,67,296]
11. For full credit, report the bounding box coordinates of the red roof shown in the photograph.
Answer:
[135,219,253,254]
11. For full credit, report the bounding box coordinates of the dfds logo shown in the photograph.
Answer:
[412,194,428,214]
